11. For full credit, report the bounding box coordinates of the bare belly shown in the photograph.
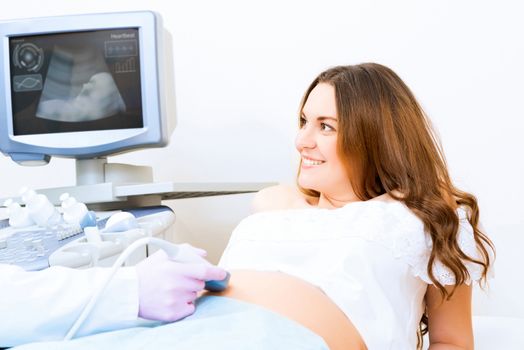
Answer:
[202,270,367,350]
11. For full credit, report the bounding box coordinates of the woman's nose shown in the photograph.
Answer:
[295,127,316,150]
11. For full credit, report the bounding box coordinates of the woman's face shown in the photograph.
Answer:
[295,83,353,198]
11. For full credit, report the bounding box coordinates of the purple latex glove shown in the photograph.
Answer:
[136,244,227,322]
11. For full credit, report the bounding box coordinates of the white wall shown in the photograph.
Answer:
[1,0,523,316]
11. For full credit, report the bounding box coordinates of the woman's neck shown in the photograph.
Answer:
[316,192,361,209]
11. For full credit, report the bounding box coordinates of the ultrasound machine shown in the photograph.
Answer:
[0,11,270,272]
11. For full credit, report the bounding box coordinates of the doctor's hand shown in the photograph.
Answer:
[135,245,227,322]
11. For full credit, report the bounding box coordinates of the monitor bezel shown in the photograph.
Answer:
[0,11,169,162]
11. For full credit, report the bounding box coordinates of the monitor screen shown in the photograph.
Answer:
[10,28,143,136]
[0,11,174,165]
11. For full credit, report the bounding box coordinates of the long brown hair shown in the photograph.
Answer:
[297,63,494,340]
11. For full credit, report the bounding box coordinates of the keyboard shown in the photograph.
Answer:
[0,206,173,271]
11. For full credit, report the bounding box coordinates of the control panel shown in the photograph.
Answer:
[0,206,175,270]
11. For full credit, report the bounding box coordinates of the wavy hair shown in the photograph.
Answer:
[296,63,494,345]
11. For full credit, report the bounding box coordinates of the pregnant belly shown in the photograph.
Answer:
[202,269,367,350]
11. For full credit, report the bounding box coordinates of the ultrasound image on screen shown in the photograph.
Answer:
[9,28,143,135]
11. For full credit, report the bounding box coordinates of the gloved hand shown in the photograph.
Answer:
[135,244,227,322]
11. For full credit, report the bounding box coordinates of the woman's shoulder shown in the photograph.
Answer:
[251,184,312,213]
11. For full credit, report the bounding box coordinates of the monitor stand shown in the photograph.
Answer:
[31,158,274,210]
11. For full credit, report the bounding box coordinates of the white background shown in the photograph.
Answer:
[1,0,523,317]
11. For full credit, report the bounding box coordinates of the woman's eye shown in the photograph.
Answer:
[299,117,308,127]
[321,123,335,132]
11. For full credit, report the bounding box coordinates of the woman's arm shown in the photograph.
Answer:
[425,284,474,350]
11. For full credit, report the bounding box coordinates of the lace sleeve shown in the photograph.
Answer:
[412,209,493,286]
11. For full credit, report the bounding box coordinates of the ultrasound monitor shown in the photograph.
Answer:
[0,12,272,210]
[0,11,174,168]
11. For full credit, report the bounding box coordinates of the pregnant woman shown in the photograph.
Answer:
[214,63,494,350]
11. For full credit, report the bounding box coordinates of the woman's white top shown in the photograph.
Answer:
[219,200,486,350]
